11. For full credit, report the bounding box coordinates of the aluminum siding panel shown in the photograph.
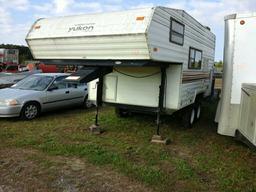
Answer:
[148,7,215,71]
[27,34,150,60]
[26,8,154,60]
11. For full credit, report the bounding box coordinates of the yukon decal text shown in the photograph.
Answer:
[68,23,95,33]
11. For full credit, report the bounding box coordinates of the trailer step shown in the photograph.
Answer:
[151,135,170,145]
[89,124,103,135]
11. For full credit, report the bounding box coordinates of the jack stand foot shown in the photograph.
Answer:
[151,135,170,145]
[89,124,102,135]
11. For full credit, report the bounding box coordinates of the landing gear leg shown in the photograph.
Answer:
[89,77,103,134]
[151,66,170,145]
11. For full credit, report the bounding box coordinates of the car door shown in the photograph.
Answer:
[66,82,87,105]
[44,76,71,110]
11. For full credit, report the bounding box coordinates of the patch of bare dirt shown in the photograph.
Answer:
[166,144,193,161]
[0,148,152,192]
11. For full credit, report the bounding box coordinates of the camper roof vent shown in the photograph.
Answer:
[205,26,211,31]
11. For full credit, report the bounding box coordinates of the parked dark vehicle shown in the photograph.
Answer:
[0,62,19,73]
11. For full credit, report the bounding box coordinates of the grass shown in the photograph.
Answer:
[0,99,255,191]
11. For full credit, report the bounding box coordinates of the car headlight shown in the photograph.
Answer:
[0,99,19,106]
[6,99,19,106]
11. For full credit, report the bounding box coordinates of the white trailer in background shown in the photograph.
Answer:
[0,49,19,64]
[26,7,215,139]
[216,12,256,149]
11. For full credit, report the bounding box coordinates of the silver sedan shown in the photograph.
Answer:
[0,73,91,120]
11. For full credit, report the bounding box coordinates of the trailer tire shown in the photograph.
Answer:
[83,95,93,109]
[182,105,196,128]
[195,102,201,121]
[115,108,130,118]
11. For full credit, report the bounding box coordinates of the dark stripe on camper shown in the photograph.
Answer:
[182,71,210,83]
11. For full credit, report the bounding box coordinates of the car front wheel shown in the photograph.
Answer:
[21,102,40,120]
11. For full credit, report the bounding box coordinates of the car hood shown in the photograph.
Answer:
[0,88,39,100]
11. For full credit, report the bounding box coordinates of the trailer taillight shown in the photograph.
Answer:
[136,16,145,21]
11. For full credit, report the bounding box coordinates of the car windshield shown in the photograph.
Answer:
[11,75,54,91]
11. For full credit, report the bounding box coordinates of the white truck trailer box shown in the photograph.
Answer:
[236,83,256,149]
[0,49,19,64]
[26,7,215,129]
[216,12,256,137]
[0,49,4,63]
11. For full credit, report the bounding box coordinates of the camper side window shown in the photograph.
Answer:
[170,18,185,45]
[188,47,202,69]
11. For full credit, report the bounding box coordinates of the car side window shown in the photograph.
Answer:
[68,83,78,88]
[68,82,86,88]
[52,76,67,89]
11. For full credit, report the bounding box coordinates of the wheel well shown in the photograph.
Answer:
[22,101,41,112]
[195,93,204,103]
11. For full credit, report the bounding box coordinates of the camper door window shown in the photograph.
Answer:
[188,47,202,69]
[170,18,185,46]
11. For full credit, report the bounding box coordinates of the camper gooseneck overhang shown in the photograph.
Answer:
[26,6,216,142]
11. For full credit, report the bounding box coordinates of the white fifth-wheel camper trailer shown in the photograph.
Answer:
[216,12,256,149]
[26,7,215,137]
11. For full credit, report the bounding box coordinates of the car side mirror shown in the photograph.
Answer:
[48,85,58,91]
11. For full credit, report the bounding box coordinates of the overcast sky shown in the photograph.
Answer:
[0,0,256,61]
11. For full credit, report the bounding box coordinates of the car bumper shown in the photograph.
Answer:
[0,105,22,117]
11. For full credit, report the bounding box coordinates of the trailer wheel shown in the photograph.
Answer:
[182,106,196,128]
[83,95,93,109]
[115,108,130,118]
[195,102,201,121]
